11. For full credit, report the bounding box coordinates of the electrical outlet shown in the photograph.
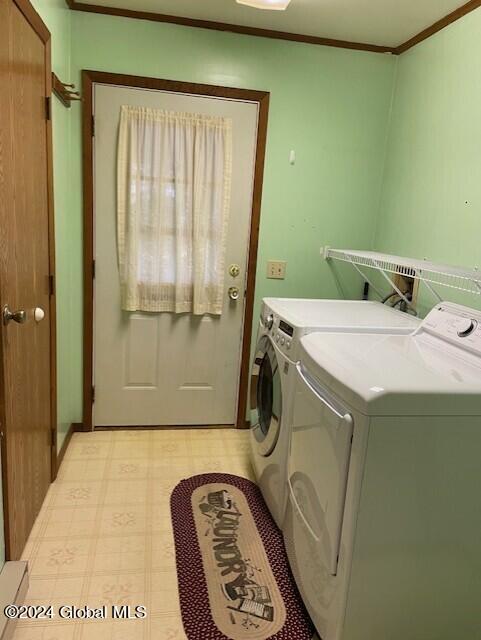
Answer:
[267,260,287,280]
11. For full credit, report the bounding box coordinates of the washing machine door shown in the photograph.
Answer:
[250,335,283,456]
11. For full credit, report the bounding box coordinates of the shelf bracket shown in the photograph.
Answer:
[348,257,383,299]
[420,275,443,303]
[372,260,416,311]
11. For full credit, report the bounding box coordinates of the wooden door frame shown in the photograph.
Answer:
[81,70,269,431]
[0,0,57,561]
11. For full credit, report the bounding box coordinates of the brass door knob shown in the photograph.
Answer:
[3,305,27,326]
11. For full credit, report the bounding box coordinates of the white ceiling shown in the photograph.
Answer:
[75,0,468,47]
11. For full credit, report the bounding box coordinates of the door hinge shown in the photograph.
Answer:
[92,260,96,280]
[92,386,95,404]
[91,115,95,137]
[45,96,51,121]
[49,274,55,296]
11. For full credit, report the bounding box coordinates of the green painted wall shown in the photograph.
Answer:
[70,11,397,370]
[374,9,481,313]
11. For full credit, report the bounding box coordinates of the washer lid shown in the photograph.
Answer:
[262,298,419,334]
[299,330,481,417]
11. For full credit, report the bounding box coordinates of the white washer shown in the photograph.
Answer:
[284,302,481,640]
[249,298,419,528]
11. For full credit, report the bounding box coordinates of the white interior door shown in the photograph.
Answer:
[93,84,259,426]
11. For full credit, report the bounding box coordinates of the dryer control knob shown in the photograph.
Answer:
[265,313,274,330]
[286,340,291,349]
[456,318,477,338]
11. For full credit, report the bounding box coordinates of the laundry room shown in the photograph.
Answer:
[0,1,480,639]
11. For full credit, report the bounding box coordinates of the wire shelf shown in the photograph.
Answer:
[323,248,481,296]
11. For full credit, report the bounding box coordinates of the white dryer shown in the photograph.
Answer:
[249,298,419,528]
[284,302,481,640]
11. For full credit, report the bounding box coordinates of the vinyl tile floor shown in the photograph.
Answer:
[13,428,255,640]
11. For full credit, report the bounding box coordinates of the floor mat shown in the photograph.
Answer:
[171,473,314,640]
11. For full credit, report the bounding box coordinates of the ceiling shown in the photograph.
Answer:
[74,0,469,48]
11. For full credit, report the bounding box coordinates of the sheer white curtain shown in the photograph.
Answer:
[117,105,232,315]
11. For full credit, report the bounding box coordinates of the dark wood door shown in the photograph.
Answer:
[0,0,56,560]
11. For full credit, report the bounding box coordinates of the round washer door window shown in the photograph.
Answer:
[250,336,283,456]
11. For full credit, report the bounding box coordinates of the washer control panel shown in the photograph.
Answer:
[262,305,295,355]
[420,302,481,355]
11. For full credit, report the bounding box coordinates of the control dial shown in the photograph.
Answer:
[455,318,477,338]
[265,314,274,331]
